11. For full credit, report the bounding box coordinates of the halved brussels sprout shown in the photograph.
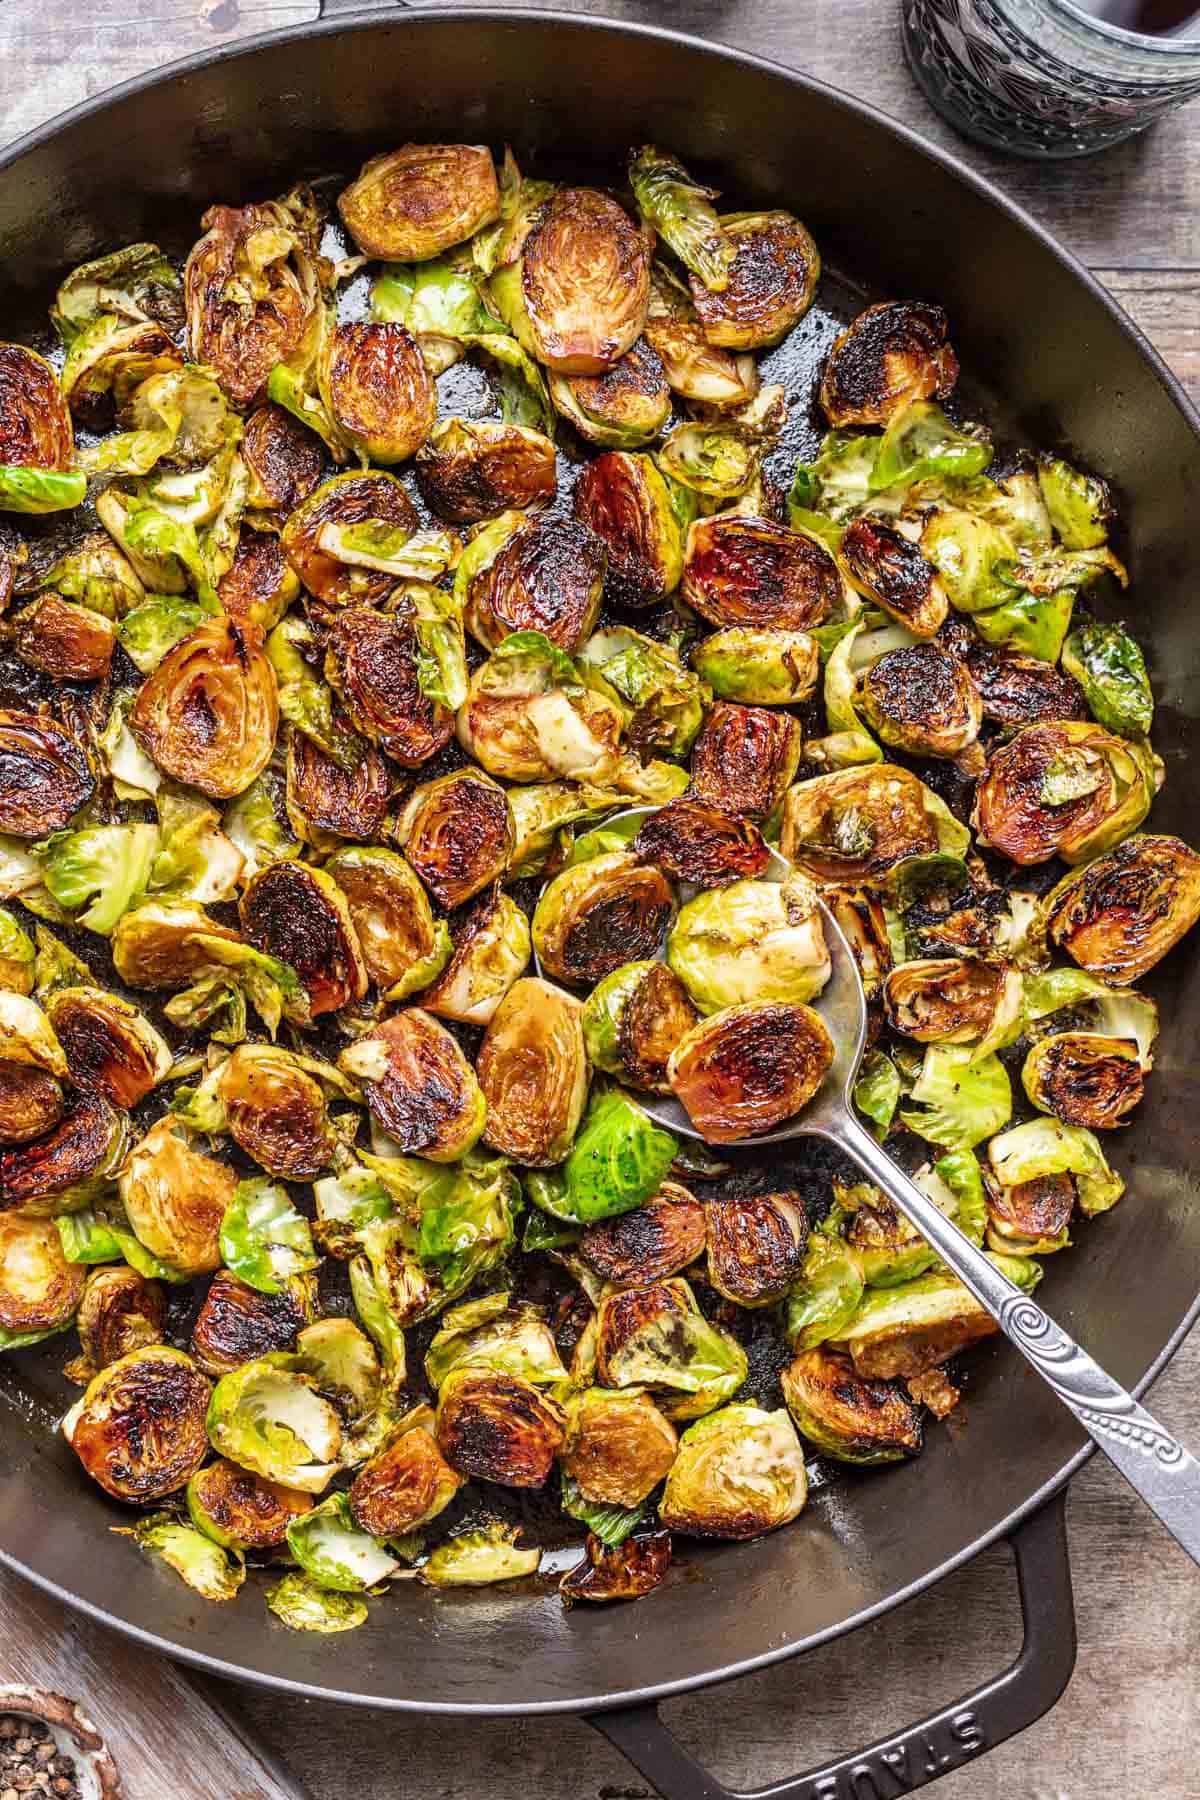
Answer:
[1037,455,1113,549]
[424,1292,565,1391]
[578,628,708,761]
[668,1001,833,1143]
[882,958,1021,1050]
[660,1403,807,1537]
[667,875,830,1015]
[0,1209,84,1342]
[1062,617,1153,739]
[578,1181,706,1285]
[690,703,802,820]
[860,643,981,758]
[324,845,451,1001]
[643,264,758,409]
[573,451,683,609]
[207,1352,342,1493]
[1022,1031,1144,1130]
[656,389,782,503]
[0,344,80,513]
[0,712,92,839]
[456,631,624,784]
[840,517,947,637]
[44,534,143,620]
[241,860,367,1017]
[217,528,300,633]
[109,899,235,988]
[985,1171,1074,1255]
[349,1406,464,1536]
[0,909,34,997]
[691,626,819,707]
[973,721,1157,867]
[476,976,588,1165]
[129,619,278,800]
[497,186,649,375]
[562,1386,678,1507]
[782,1345,922,1464]
[0,1064,65,1147]
[284,1489,401,1592]
[594,1276,746,1418]
[286,728,390,849]
[216,1048,337,1181]
[780,764,966,890]
[340,1009,486,1162]
[314,319,436,465]
[242,403,323,515]
[187,1456,313,1550]
[523,1087,675,1224]
[581,961,698,1094]
[13,595,115,683]
[421,1521,541,1587]
[633,801,768,889]
[190,1266,315,1376]
[434,1365,566,1488]
[68,1265,165,1382]
[63,1345,211,1502]
[397,769,514,909]
[681,515,840,631]
[533,850,674,987]
[339,143,499,260]
[281,472,419,608]
[628,146,735,291]
[550,339,670,449]
[324,607,454,768]
[559,1529,671,1605]
[0,1092,128,1214]
[1043,834,1200,984]
[819,301,958,428]
[59,313,180,425]
[964,644,1086,727]
[838,1181,937,1284]
[118,1117,233,1277]
[465,514,606,652]
[707,1190,807,1306]
[831,1256,1042,1378]
[45,987,170,1109]
[421,887,531,1025]
[184,187,325,410]
[688,212,818,350]
[416,417,557,522]
[0,992,67,1078]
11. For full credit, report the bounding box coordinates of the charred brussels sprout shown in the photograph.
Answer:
[707,1191,807,1306]
[594,1277,746,1418]
[286,729,390,848]
[688,212,819,350]
[13,595,115,683]
[435,1366,566,1488]
[63,1345,211,1502]
[1061,618,1154,739]
[1022,1032,1143,1130]
[581,961,698,1094]
[628,146,735,292]
[187,1457,312,1550]
[690,702,802,820]
[820,301,958,428]
[1043,834,1200,984]
[681,515,840,631]
[130,620,278,800]
[339,143,499,260]
[0,1065,65,1147]
[533,851,674,986]
[207,1353,342,1493]
[559,1529,671,1605]
[340,1009,486,1162]
[190,1267,314,1376]
[965,644,1087,726]
[563,1387,678,1507]
[0,345,82,514]
[668,1001,833,1142]
[421,887,531,1025]
[578,1181,706,1285]
[0,1209,84,1344]
[318,320,435,464]
[324,846,451,1001]
[217,528,300,632]
[782,1346,922,1464]
[217,1049,337,1180]
[660,1404,807,1537]
[986,1171,1075,1255]
[883,959,1020,1049]
[550,340,671,449]
[118,1117,233,1276]
[989,1117,1122,1218]
[973,721,1157,867]
[780,764,963,889]
[667,875,830,1013]
[349,1407,464,1537]
[242,403,323,515]
[398,770,513,910]
[643,263,757,405]
[69,1265,165,1381]
[241,860,366,1017]
[0,712,93,838]
[0,1092,128,1214]
[840,517,947,637]
[860,644,982,758]
[498,187,650,375]
[324,607,454,767]
[691,627,819,706]
[573,451,683,608]
[476,976,588,1164]
[633,801,769,888]
[281,472,418,608]
[416,416,556,522]
[467,513,606,652]
[45,987,170,1108]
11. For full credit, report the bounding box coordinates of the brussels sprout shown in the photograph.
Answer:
[1037,455,1113,549]
[348,1406,464,1537]
[633,801,769,889]
[187,1456,312,1551]
[643,263,759,409]
[831,1256,1042,1378]
[550,339,671,448]
[668,1001,834,1143]
[118,1117,233,1277]
[0,1209,84,1343]
[224,773,301,878]
[476,976,588,1165]
[421,1521,541,1587]
[58,312,180,425]
[660,1403,807,1538]
[521,1087,675,1223]
[127,617,278,801]
[0,909,34,998]
[667,875,831,1014]
[207,1352,342,1493]
[559,1528,672,1604]
[859,643,982,759]
[839,516,947,638]
[581,961,698,1094]
[681,515,841,631]
[266,1571,368,1632]
[973,721,1157,867]
[562,1386,678,1508]
[578,629,708,761]
[691,626,820,706]
[39,825,156,937]
[628,146,735,291]
[45,987,171,1107]
[421,887,530,1025]
[784,1229,866,1353]
[11,594,113,684]
[782,1346,922,1464]
[217,1180,320,1299]
[1043,834,1200,984]
[830,889,898,1002]
[425,1294,566,1391]
[872,402,992,493]
[689,702,803,820]
[284,1490,401,1593]
[533,851,674,987]
[115,594,215,675]
[67,1265,165,1383]
[435,1365,566,1488]
[315,319,436,465]
[241,860,367,1018]
[707,1191,807,1306]
[837,1180,938,1286]
[416,416,556,523]
[353,1155,518,1330]
[1062,618,1153,739]
[0,1092,128,1214]
[492,186,649,375]
[0,344,80,514]
[0,992,67,1078]
[970,588,1073,666]
[190,1267,315,1377]
[339,143,500,260]
[573,451,683,609]
[119,1512,245,1602]
[324,845,451,1002]
[396,769,514,911]
[286,729,390,851]
[0,713,92,840]
[688,212,818,350]
[779,764,969,892]
[43,537,141,624]
[241,402,323,516]
[324,606,454,768]
[63,1345,211,1501]
[985,1170,1074,1256]
[787,430,881,536]
[1021,1031,1142,1130]
[281,472,419,609]
[898,1045,1012,1151]
[578,1181,706,1286]
[267,620,361,770]
[184,187,326,411]
[819,301,958,428]
[882,958,1022,1052]
[340,1010,486,1162]
[595,1278,746,1419]
[216,529,299,635]
[456,631,623,784]
[53,240,180,344]
[0,1064,64,1148]
[988,1116,1123,1218]
[656,397,778,502]
[964,644,1087,727]
[918,507,1016,616]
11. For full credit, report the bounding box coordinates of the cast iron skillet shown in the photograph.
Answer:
[0,7,1197,1794]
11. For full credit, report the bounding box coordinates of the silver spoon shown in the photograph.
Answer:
[575,809,1200,1564]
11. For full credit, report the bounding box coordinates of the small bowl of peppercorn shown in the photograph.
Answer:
[0,1691,120,1800]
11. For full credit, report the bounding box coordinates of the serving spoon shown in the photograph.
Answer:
[581,810,1200,1565]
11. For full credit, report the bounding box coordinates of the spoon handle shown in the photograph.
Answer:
[834,1106,1200,1568]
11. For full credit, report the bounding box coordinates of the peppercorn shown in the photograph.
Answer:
[0,1720,79,1800]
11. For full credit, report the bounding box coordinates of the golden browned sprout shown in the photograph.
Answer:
[608,962,700,1095]
[416,417,556,523]
[0,1064,64,1146]
[533,852,675,987]
[46,989,169,1109]
[282,472,419,608]
[338,143,500,261]
[707,1191,807,1305]
[69,1266,165,1382]
[882,958,1014,1043]
[827,889,894,1000]
[321,320,437,464]
[0,1093,125,1213]
[324,607,454,767]
[1022,1032,1144,1130]
[690,701,802,821]
[644,266,759,409]
[579,1182,707,1286]
[64,1346,211,1503]
[986,1172,1075,1251]
[13,595,115,683]
[323,845,447,998]
[973,721,1155,867]
[668,1001,833,1142]
[349,1411,464,1536]
[0,1209,84,1335]
[520,188,650,374]
[187,1457,313,1549]
[840,517,947,637]
[477,977,588,1165]
[689,212,819,349]
[398,769,514,910]
[218,527,300,631]
[286,729,391,847]
[1044,834,1200,984]
[0,711,93,837]
[241,860,366,1016]
[0,343,74,470]
[465,515,606,651]
[110,901,240,991]
[190,1267,314,1377]
[130,619,279,800]
[573,450,682,609]
[681,515,841,631]
[119,1117,233,1276]
[551,338,671,448]
[964,644,1087,726]
[780,765,940,886]
[339,1009,485,1161]
[819,300,958,427]
[562,1387,678,1506]
[435,1366,566,1488]
[782,1346,923,1463]
[242,403,323,514]
[861,644,982,758]
[218,1045,335,1180]
[559,1530,672,1605]
[633,801,770,889]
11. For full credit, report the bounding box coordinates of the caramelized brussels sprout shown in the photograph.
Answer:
[690,702,803,820]
[416,417,556,523]
[973,721,1157,867]
[707,1191,807,1306]
[465,513,606,651]
[207,1352,342,1493]
[883,958,1020,1048]
[339,143,499,259]
[499,187,650,375]
[840,1182,936,1285]
[349,1407,464,1536]
[12,595,115,683]
[1022,1032,1143,1130]
[45,987,170,1108]
[63,1345,210,1502]
[0,993,67,1078]
[691,626,819,706]
[129,619,278,801]
[422,1293,562,1391]
[0,712,93,838]
[559,1528,671,1604]
[324,607,454,767]
[242,403,323,516]
[316,319,434,465]
[573,451,683,608]
[0,344,81,514]
[217,1047,336,1180]
[0,1209,84,1341]
[1062,617,1153,739]
[668,1001,833,1142]
[396,769,514,910]
[324,845,451,1000]
[421,887,531,1025]
[456,631,623,783]
[989,1116,1122,1218]
[476,976,588,1164]
[820,301,957,428]
[0,1092,128,1214]
[633,801,769,888]
[581,961,698,1094]
[1043,834,1200,984]
[782,1345,922,1464]
[688,212,819,350]
[628,146,735,291]
[550,339,671,448]
[578,1182,706,1286]
[340,1009,486,1162]
[435,1365,566,1488]
[0,1064,65,1147]
[282,472,419,608]
[860,643,981,758]
[578,628,708,761]
[286,728,390,848]
[118,1117,233,1277]
[68,1264,164,1381]
[831,1259,1041,1378]
[190,1266,314,1376]
[840,517,947,637]
[241,860,366,1017]
[681,515,840,631]
[562,1386,678,1507]
[187,1456,312,1550]
[660,1403,807,1537]
[779,764,963,889]
[964,644,1087,726]
[667,875,830,1014]
[217,528,300,633]
[533,851,674,986]
[986,1171,1074,1255]
[594,1277,746,1418]
[643,264,759,409]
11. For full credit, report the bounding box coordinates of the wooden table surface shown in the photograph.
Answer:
[0,2,1197,1795]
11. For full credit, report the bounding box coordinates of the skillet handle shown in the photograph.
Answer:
[585,1490,1074,1800]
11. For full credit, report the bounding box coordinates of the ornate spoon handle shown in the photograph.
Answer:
[835,1107,1200,1567]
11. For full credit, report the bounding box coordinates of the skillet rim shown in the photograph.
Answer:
[0,3,1196,1717]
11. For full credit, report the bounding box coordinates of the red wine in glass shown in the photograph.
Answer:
[1070,0,1200,32]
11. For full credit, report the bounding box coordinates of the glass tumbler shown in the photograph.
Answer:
[901,0,1200,156]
